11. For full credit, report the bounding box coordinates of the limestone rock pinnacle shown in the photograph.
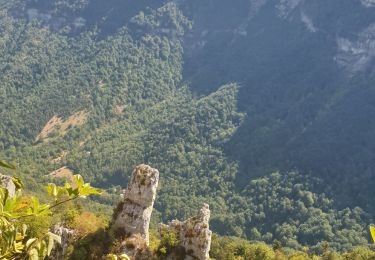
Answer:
[112,164,159,245]
[159,203,212,260]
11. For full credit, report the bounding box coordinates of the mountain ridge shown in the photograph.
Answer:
[1,0,375,252]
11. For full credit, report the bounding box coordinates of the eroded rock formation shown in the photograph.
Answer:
[112,164,159,244]
[50,225,75,260]
[109,164,212,259]
[159,204,212,260]
[0,174,16,197]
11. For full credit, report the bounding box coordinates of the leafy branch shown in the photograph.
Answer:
[0,160,102,259]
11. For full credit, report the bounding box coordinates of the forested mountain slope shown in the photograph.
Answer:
[181,0,375,204]
[1,0,375,252]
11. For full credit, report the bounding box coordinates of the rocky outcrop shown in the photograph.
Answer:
[50,225,75,260]
[336,23,375,74]
[109,164,212,259]
[112,164,159,245]
[0,174,16,197]
[159,204,212,260]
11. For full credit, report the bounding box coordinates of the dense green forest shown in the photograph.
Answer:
[0,161,374,259]
[1,0,375,255]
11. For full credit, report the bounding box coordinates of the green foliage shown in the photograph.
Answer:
[370,225,375,244]
[47,175,101,201]
[0,160,15,170]
[157,226,180,256]
[106,254,130,260]
[341,247,375,259]
[210,234,375,260]
[0,0,375,254]
[216,172,369,252]
[0,160,101,259]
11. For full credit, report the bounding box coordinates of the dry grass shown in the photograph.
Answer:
[36,111,88,142]
[50,151,69,164]
[48,166,74,183]
[36,115,62,141]
[115,104,126,115]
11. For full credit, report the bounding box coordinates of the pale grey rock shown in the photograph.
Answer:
[112,164,159,245]
[0,174,16,197]
[159,204,212,260]
[336,23,375,74]
[50,225,75,260]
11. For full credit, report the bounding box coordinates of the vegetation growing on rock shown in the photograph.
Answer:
[1,0,375,256]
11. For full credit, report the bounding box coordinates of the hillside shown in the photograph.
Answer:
[1,0,375,253]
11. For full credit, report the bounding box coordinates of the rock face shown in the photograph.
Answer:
[111,165,211,259]
[0,174,16,197]
[112,164,159,244]
[336,23,375,74]
[159,204,212,260]
[50,225,75,260]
